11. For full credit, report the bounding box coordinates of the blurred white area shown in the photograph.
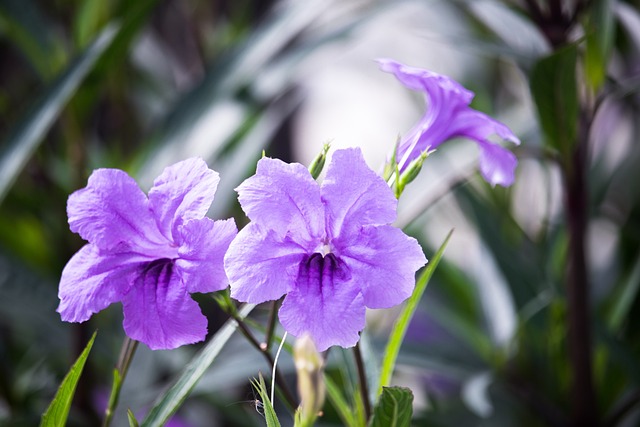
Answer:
[292,0,479,167]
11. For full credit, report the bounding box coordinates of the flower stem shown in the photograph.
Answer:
[264,300,279,351]
[353,342,371,421]
[102,337,139,427]
[563,110,598,427]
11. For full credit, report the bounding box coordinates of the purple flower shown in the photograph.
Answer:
[378,58,520,187]
[224,148,426,351]
[57,158,237,350]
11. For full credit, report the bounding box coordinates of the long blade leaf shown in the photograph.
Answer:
[0,22,119,204]
[40,331,97,426]
[377,229,453,394]
[140,304,255,427]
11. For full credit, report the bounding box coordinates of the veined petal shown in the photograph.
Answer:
[57,244,148,322]
[236,157,324,242]
[377,58,473,105]
[176,217,237,294]
[477,140,518,187]
[338,225,426,309]
[452,109,520,146]
[321,148,397,239]
[122,260,207,350]
[68,169,167,252]
[148,158,220,243]
[279,253,365,351]
[225,223,307,304]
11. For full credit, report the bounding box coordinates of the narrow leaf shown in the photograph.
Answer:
[325,375,359,427]
[368,387,413,427]
[608,253,640,332]
[378,230,453,393]
[251,373,282,427]
[140,304,255,427]
[585,0,615,89]
[530,45,579,158]
[40,331,97,427]
[127,409,139,427]
[0,22,120,204]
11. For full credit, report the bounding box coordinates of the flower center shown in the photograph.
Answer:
[314,239,335,258]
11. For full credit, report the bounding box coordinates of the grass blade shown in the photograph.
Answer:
[40,331,97,426]
[250,373,282,427]
[377,229,453,394]
[140,304,255,427]
[325,375,359,427]
[0,22,120,204]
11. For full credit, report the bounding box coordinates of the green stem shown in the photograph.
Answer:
[103,337,139,427]
[353,343,371,422]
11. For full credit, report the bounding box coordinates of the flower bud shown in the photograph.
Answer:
[308,142,331,180]
[294,334,325,426]
[397,149,432,196]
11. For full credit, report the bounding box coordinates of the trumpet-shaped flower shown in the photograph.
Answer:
[378,58,520,187]
[224,148,426,351]
[57,158,237,350]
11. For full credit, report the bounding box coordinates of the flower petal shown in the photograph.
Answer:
[226,223,307,304]
[453,109,520,146]
[148,158,220,243]
[338,225,426,309]
[122,260,207,350]
[236,157,324,242]
[279,253,365,351]
[57,244,148,322]
[476,140,518,187]
[321,148,397,239]
[377,58,474,104]
[68,169,166,252]
[175,217,237,294]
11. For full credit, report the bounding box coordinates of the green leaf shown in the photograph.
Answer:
[127,409,139,427]
[530,44,579,158]
[607,252,640,333]
[325,375,359,427]
[250,373,282,427]
[585,0,615,90]
[378,230,453,393]
[74,0,111,48]
[40,331,97,427]
[0,0,63,77]
[0,22,120,204]
[140,304,255,427]
[368,387,413,427]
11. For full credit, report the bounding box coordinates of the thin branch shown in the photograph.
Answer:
[263,300,279,351]
[353,342,371,421]
[224,305,297,410]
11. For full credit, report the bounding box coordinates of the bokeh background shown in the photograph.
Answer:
[1,0,640,426]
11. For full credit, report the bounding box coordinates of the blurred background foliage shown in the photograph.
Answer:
[1,0,640,426]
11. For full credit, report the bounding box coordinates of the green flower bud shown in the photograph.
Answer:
[294,335,325,427]
[396,149,433,197]
[308,142,331,180]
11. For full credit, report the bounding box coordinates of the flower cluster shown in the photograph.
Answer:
[58,59,518,352]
